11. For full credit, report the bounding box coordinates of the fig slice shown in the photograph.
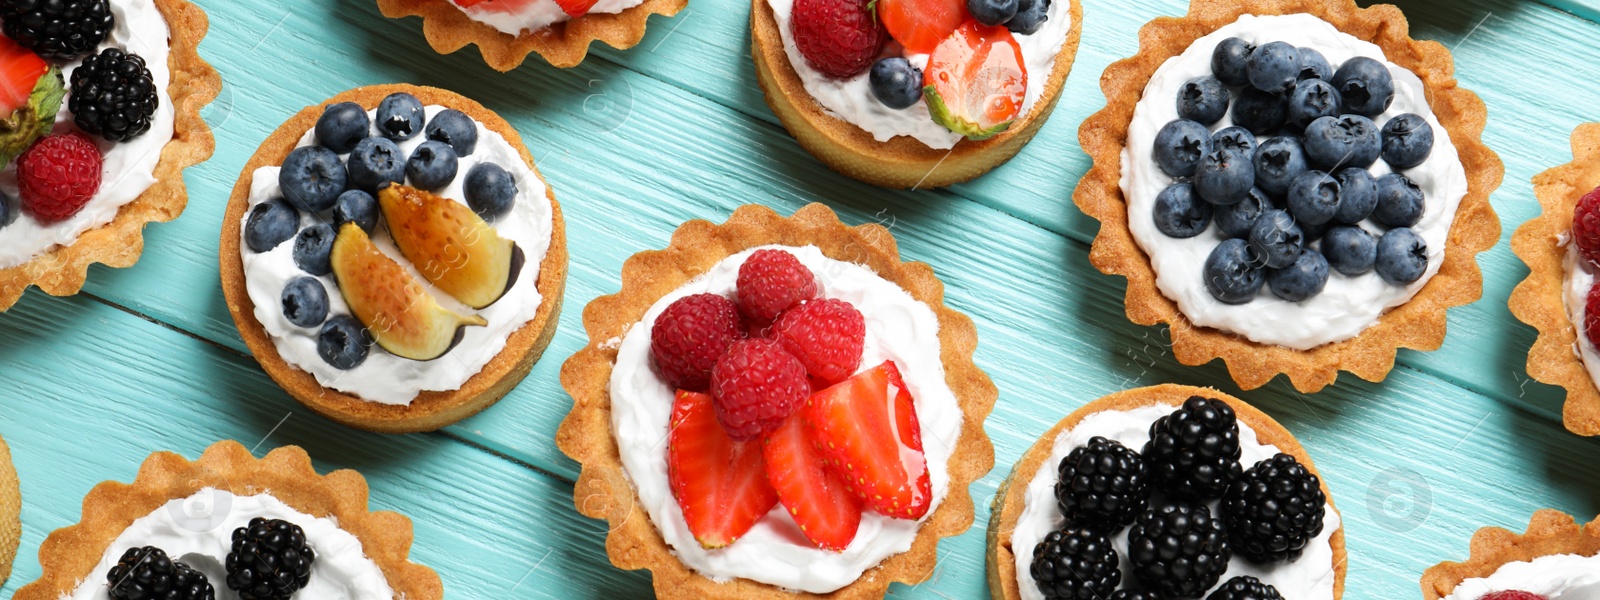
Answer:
[377,184,524,309]
[329,222,487,361]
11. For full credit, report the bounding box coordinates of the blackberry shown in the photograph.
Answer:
[68,47,159,142]
[169,562,217,600]
[1110,591,1163,600]
[0,0,114,60]
[1142,396,1243,500]
[1221,453,1327,563]
[1055,436,1150,530]
[225,517,315,600]
[1029,528,1119,600]
[1127,502,1231,599]
[1206,575,1285,600]
[106,546,214,600]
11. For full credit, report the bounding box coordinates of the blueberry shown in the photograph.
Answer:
[406,140,459,191]
[1152,183,1212,238]
[869,58,923,110]
[333,190,378,233]
[1195,149,1255,206]
[1005,0,1049,35]
[293,223,336,276]
[1287,170,1341,226]
[967,0,1018,27]
[347,136,406,193]
[1381,113,1434,170]
[1286,79,1341,130]
[1211,37,1255,87]
[1253,136,1308,196]
[244,199,300,253]
[1204,238,1265,304]
[1331,56,1395,117]
[1267,248,1329,302]
[1376,227,1428,285]
[465,163,518,220]
[1211,126,1256,158]
[1302,115,1381,171]
[1299,217,1330,242]
[1322,225,1377,275]
[1297,47,1332,81]
[376,92,425,141]
[279,146,347,213]
[425,109,479,156]
[0,191,13,229]
[1152,119,1212,178]
[318,315,371,370]
[1249,209,1304,269]
[1177,75,1229,125]
[281,276,329,328]
[1373,172,1425,227]
[1231,87,1286,134]
[1216,187,1269,238]
[1332,167,1378,224]
[1246,41,1300,94]
[314,102,370,154]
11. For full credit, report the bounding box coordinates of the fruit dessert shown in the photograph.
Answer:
[987,384,1345,600]
[14,441,441,600]
[557,203,997,597]
[220,85,567,434]
[1074,0,1502,393]
[1421,510,1600,600]
[0,0,217,310]
[0,434,18,587]
[377,0,686,70]
[750,0,1082,188]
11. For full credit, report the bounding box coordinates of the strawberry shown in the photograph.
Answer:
[668,390,780,549]
[923,19,1027,140]
[0,36,46,117]
[554,0,599,16]
[877,0,968,54]
[0,35,63,168]
[763,415,863,551]
[802,360,932,520]
[791,0,885,79]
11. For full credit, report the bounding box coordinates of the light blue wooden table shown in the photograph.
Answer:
[3,0,1600,597]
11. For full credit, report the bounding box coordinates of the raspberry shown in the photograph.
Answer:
[17,133,102,222]
[1480,593,1546,600]
[651,293,743,393]
[791,0,886,78]
[1586,282,1600,352]
[772,298,865,386]
[1574,186,1600,266]
[710,338,809,441]
[736,249,819,326]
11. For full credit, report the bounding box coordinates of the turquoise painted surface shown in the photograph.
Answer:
[2,0,1600,597]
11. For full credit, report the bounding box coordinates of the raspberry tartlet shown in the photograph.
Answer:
[0,434,18,587]
[751,0,1082,188]
[221,84,567,433]
[377,0,686,69]
[1422,510,1600,599]
[0,0,219,311]
[557,203,997,597]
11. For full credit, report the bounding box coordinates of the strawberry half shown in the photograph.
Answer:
[922,19,1027,140]
[876,0,968,55]
[555,0,599,17]
[0,35,47,117]
[802,361,932,520]
[668,390,780,549]
[763,414,863,551]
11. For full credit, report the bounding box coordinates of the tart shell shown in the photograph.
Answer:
[1421,510,1600,599]
[219,84,568,434]
[0,0,221,311]
[13,440,442,600]
[0,434,19,587]
[376,0,688,70]
[1508,123,1600,436]
[555,202,998,598]
[750,0,1083,189]
[1073,0,1503,392]
[985,383,1347,600]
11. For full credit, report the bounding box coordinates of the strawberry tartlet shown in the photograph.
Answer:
[377,0,687,69]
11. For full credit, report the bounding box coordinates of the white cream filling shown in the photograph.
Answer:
[449,0,647,35]
[62,490,393,600]
[240,105,553,405]
[1558,242,1600,390]
[1010,404,1340,600]
[0,0,176,269]
[608,244,962,594]
[1120,14,1470,350]
[1443,553,1600,600]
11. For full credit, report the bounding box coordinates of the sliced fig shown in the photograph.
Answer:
[377,184,523,309]
[329,223,486,361]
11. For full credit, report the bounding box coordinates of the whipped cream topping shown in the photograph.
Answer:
[1558,242,1600,389]
[0,0,176,269]
[1120,14,1470,350]
[1442,553,1600,600]
[608,244,962,594]
[450,0,647,35]
[765,0,1073,149]
[1010,404,1340,600]
[240,105,553,405]
[63,489,394,600]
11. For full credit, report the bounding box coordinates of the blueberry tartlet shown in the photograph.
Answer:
[1422,510,1600,599]
[377,0,686,69]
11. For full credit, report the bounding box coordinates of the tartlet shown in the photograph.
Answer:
[1073,0,1502,393]
[1421,510,1600,599]
[0,434,19,587]
[556,202,998,598]
[376,0,688,70]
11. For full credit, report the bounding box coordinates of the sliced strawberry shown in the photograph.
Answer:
[923,20,1027,140]
[668,390,780,549]
[802,361,932,520]
[877,0,968,54]
[0,36,47,117]
[763,415,863,551]
[555,0,599,16]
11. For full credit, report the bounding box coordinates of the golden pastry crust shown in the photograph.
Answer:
[13,440,441,600]
[1421,510,1600,599]
[0,434,20,587]
[985,384,1346,600]
[1509,123,1600,436]
[555,203,998,598]
[0,0,220,311]
[750,0,1082,189]
[1073,0,1503,393]
[219,84,568,434]
[376,0,687,70]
